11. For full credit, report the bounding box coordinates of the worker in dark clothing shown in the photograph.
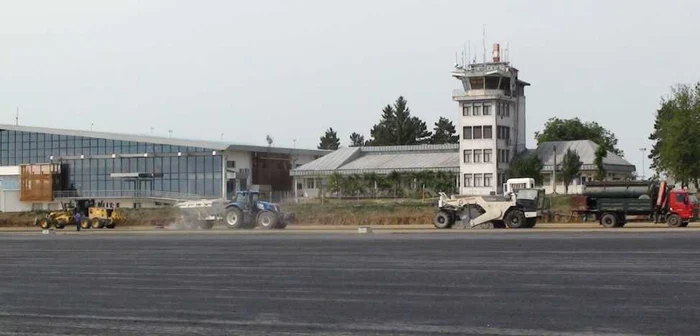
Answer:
[74,208,81,232]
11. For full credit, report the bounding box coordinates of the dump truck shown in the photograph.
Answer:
[571,181,696,228]
[174,189,294,230]
[434,188,546,229]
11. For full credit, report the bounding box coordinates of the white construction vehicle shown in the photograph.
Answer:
[434,188,545,229]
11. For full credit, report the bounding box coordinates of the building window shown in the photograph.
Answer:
[483,105,491,116]
[484,149,492,163]
[484,173,493,187]
[473,149,482,163]
[463,150,472,163]
[306,178,315,189]
[504,103,510,117]
[226,161,236,169]
[462,105,472,116]
[505,149,510,163]
[483,126,492,139]
[474,174,483,187]
[473,105,482,116]
[463,126,472,140]
[473,126,483,139]
[497,126,511,140]
[297,182,303,190]
[463,174,472,187]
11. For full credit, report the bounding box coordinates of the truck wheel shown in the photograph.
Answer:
[80,218,91,229]
[599,213,619,228]
[667,214,683,228]
[90,218,104,229]
[105,219,116,229]
[681,221,689,227]
[224,207,245,229]
[434,211,454,229]
[504,210,527,229]
[38,218,51,229]
[257,211,278,229]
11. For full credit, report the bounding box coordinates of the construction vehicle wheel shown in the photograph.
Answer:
[681,221,689,228]
[257,211,278,229]
[80,218,91,229]
[600,213,619,228]
[90,218,104,229]
[504,210,527,229]
[54,220,66,229]
[105,219,116,229]
[434,211,454,229]
[224,207,245,229]
[667,214,683,228]
[492,221,506,229]
[276,221,288,229]
[38,218,51,229]
[198,221,214,230]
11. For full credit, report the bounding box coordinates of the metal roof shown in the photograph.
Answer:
[0,124,327,156]
[291,144,460,176]
[531,140,635,172]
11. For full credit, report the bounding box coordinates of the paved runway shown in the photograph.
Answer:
[1,231,699,335]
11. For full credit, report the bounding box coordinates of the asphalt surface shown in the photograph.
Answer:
[1,231,699,335]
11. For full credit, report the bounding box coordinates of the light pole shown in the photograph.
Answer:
[639,147,647,180]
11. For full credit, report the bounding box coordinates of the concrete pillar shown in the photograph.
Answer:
[293,177,298,203]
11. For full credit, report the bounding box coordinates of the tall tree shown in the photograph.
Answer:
[507,152,544,185]
[349,132,366,147]
[561,148,583,193]
[648,83,700,187]
[318,127,341,150]
[368,96,432,146]
[534,117,623,156]
[594,145,608,181]
[429,117,459,144]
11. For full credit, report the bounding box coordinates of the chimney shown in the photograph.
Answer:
[492,43,501,63]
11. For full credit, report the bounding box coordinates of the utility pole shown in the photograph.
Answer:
[15,107,19,126]
[552,145,557,194]
[639,147,647,180]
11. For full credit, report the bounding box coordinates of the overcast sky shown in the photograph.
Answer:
[2,0,699,174]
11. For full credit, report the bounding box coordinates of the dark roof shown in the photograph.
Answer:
[0,124,327,156]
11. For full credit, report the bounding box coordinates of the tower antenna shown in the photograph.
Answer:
[468,41,471,65]
[482,24,487,63]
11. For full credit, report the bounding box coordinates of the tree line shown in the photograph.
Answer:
[648,82,700,187]
[317,96,459,150]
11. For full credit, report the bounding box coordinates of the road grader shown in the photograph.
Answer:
[35,201,123,230]
[434,188,545,229]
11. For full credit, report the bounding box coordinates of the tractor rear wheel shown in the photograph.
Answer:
[667,214,683,228]
[90,218,104,229]
[80,218,91,229]
[504,210,527,229]
[434,211,454,229]
[54,220,66,229]
[224,207,245,229]
[257,211,278,229]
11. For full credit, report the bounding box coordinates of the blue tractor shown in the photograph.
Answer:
[223,190,294,229]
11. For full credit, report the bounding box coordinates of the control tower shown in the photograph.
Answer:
[452,43,530,195]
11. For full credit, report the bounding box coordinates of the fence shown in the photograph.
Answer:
[53,190,206,201]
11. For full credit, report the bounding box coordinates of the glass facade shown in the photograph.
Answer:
[0,130,223,197]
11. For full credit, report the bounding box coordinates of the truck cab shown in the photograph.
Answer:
[663,189,695,226]
[503,178,536,197]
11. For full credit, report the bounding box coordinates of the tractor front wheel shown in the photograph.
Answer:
[257,211,279,229]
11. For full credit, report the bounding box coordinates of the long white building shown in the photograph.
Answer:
[451,44,530,195]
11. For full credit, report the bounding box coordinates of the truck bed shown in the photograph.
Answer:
[592,198,653,214]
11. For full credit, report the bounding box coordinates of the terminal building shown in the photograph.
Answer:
[0,124,326,211]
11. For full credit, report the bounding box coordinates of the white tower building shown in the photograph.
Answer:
[452,43,530,195]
